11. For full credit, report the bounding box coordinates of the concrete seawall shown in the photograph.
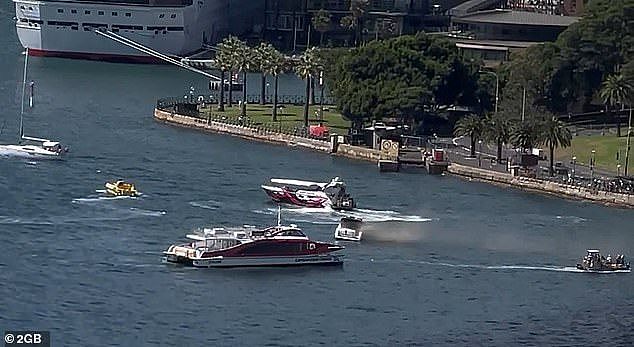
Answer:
[154,108,634,208]
[448,163,634,208]
[154,109,382,162]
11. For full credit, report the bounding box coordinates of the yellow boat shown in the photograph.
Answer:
[105,180,139,197]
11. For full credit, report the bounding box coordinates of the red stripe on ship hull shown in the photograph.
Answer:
[28,49,168,64]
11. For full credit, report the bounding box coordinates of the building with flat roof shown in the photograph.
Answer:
[451,9,579,41]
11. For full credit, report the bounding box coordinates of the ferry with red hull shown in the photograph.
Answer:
[163,223,344,268]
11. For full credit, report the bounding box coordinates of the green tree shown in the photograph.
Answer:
[254,43,271,106]
[599,73,633,136]
[294,47,323,128]
[312,9,331,45]
[260,45,286,122]
[454,115,483,157]
[232,39,252,117]
[510,120,540,152]
[483,113,514,163]
[219,36,241,107]
[540,115,572,176]
[214,40,234,111]
[328,32,480,129]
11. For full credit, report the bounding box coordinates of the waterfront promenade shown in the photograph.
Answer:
[154,103,634,209]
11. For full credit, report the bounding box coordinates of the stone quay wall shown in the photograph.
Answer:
[155,108,633,208]
[448,163,634,208]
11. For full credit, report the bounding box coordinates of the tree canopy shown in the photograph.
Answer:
[500,0,634,113]
[327,32,481,126]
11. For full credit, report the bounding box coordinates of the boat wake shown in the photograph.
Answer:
[72,195,132,203]
[394,260,630,273]
[253,206,432,224]
[189,200,222,210]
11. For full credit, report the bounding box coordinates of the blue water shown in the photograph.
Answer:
[1,4,633,346]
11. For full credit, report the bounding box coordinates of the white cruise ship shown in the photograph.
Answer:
[13,0,259,63]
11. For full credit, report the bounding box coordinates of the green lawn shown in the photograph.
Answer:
[198,104,351,133]
[555,134,634,174]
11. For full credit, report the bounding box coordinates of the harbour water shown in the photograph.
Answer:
[1,5,633,346]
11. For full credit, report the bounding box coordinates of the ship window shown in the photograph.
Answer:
[167,26,184,32]
[159,14,165,18]
[20,6,25,10]
[170,14,176,19]
[71,9,77,14]
[85,10,91,15]
[57,9,63,13]
[112,12,117,16]
[125,13,131,17]
[29,7,33,10]
[98,11,104,15]
[20,18,27,23]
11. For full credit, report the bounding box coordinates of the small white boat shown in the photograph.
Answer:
[0,49,67,159]
[334,216,363,241]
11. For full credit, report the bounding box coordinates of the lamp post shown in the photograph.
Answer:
[572,156,576,181]
[590,149,596,182]
[319,70,324,121]
[478,140,483,167]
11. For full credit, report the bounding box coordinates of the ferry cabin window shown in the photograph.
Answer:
[98,11,104,15]
[71,9,77,14]
[159,14,165,18]
[112,12,117,16]
[20,6,24,10]
[125,13,131,17]
[85,10,91,15]
[170,14,176,18]
[57,9,63,13]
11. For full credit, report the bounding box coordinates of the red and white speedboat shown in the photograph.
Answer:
[163,217,344,268]
[261,177,355,211]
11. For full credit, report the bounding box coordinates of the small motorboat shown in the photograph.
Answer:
[261,177,356,211]
[576,249,630,272]
[334,216,363,241]
[105,180,139,197]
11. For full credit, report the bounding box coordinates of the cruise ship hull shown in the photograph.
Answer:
[13,0,232,62]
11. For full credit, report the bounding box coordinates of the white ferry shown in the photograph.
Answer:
[13,0,259,63]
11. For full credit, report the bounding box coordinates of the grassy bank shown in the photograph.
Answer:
[198,104,351,132]
[556,133,634,174]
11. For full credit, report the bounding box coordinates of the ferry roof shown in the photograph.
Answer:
[586,250,600,253]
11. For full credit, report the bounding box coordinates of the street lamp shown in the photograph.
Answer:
[479,70,498,114]
[319,70,324,121]
[572,156,576,180]
[590,149,596,182]
[478,139,483,167]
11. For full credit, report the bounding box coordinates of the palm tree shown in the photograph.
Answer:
[540,115,572,176]
[600,73,633,137]
[294,47,323,128]
[254,42,270,105]
[219,36,241,108]
[510,120,540,153]
[454,115,484,157]
[232,39,252,117]
[312,9,331,45]
[483,113,513,163]
[214,41,233,112]
[260,44,285,122]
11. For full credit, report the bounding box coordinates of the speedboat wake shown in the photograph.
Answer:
[396,260,629,273]
[253,206,432,224]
